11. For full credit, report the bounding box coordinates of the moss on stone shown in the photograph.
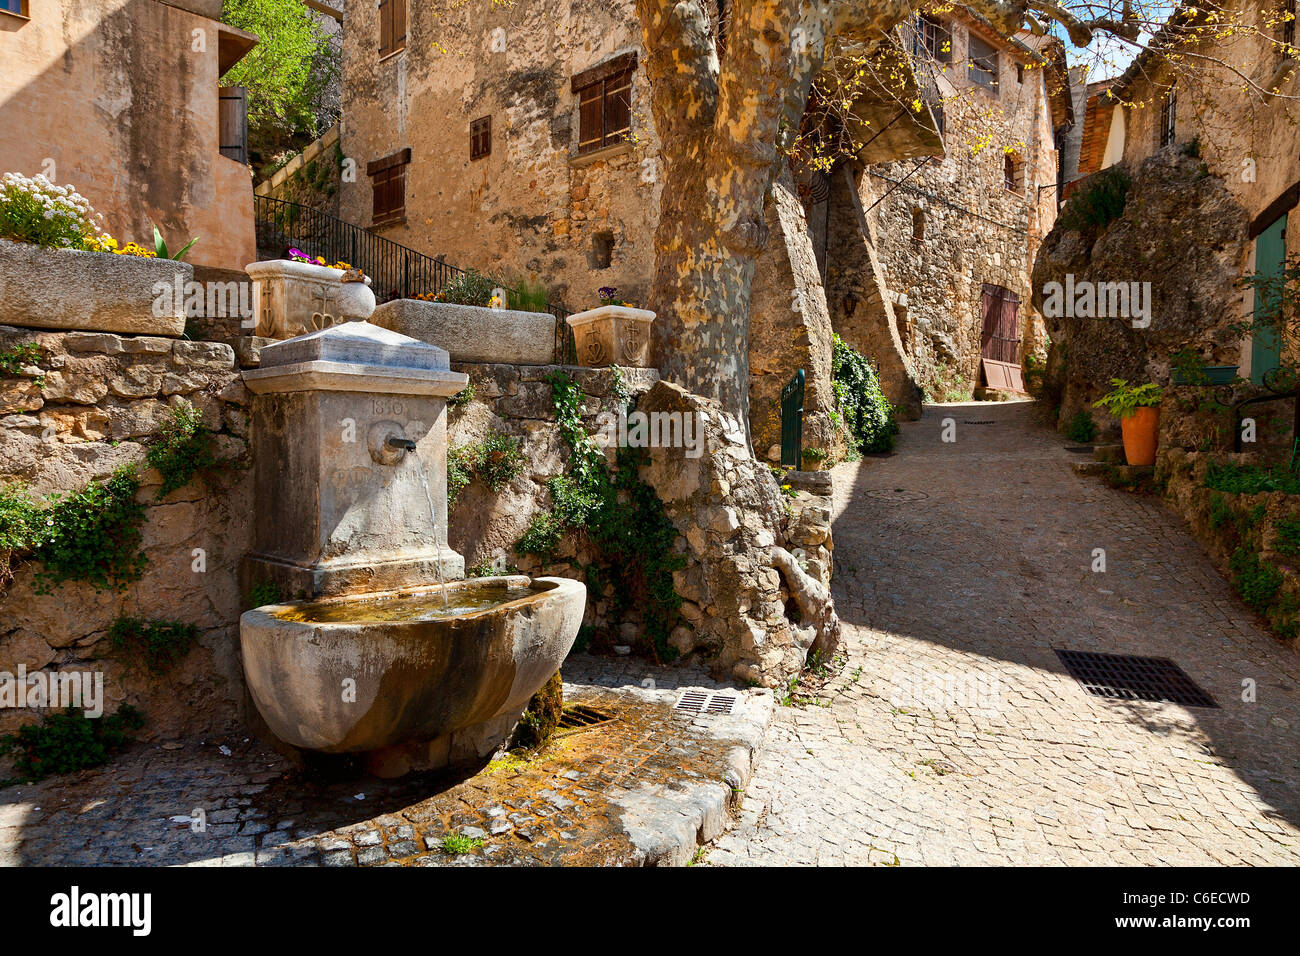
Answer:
[512,670,563,750]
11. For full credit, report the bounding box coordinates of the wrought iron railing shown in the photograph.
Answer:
[254,195,576,363]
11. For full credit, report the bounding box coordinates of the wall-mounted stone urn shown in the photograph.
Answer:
[245,259,375,339]
[564,305,656,368]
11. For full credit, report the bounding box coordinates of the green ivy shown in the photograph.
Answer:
[447,432,525,508]
[108,616,199,674]
[832,334,899,454]
[516,371,685,661]
[0,705,144,782]
[1276,516,1300,557]
[146,401,220,499]
[0,342,43,387]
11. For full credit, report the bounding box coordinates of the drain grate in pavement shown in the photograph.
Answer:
[865,488,930,502]
[556,704,618,735]
[962,420,995,425]
[1055,649,1219,708]
[674,691,737,715]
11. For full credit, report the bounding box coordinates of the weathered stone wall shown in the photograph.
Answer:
[1031,151,1250,429]
[445,366,836,685]
[835,15,1058,401]
[0,0,257,271]
[0,325,252,740]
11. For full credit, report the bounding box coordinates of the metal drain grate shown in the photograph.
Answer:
[864,488,930,502]
[1055,649,1218,708]
[556,704,618,734]
[674,691,738,715]
[962,420,996,425]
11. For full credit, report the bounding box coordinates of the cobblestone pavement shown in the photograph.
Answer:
[0,662,771,867]
[709,401,1300,866]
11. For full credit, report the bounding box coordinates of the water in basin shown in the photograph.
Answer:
[274,582,545,624]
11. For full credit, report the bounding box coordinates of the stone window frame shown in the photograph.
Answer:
[470,116,492,161]
[378,0,407,59]
[968,33,1000,95]
[1003,151,1024,193]
[367,148,411,227]
[572,52,637,156]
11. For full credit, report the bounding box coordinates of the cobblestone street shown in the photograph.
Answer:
[709,400,1300,866]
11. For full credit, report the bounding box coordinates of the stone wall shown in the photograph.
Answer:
[0,325,252,741]
[445,365,836,685]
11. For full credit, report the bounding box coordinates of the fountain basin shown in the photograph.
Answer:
[239,575,585,754]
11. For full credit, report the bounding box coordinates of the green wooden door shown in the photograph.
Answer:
[1251,214,1287,384]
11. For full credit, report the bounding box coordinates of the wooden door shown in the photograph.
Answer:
[979,284,1026,392]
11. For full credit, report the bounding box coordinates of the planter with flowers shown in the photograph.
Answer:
[0,172,194,335]
[245,249,374,339]
[1094,379,1164,466]
[564,288,656,368]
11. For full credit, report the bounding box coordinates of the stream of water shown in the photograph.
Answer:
[413,457,449,609]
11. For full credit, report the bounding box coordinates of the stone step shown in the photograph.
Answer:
[1071,461,1109,476]
[1093,443,1126,463]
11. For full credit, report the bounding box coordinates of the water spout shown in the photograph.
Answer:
[387,436,418,451]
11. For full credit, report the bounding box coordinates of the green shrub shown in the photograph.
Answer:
[1058,165,1131,231]
[1064,410,1098,443]
[832,334,899,454]
[447,432,525,508]
[0,172,102,250]
[433,268,496,306]
[1205,463,1300,495]
[0,342,42,383]
[0,705,144,782]
[146,401,219,499]
[506,278,551,313]
[1276,516,1300,557]
[246,580,282,609]
[448,382,475,409]
[29,467,147,594]
[108,616,199,674]
[1229,547,1282,611]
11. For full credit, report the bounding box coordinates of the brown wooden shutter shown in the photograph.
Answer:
[604,69,632,145]
[392,0,407,52]
[218,86,248,164]
[578,86,603,152]
[379,0,392,56]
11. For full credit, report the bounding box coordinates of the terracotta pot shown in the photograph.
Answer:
[1121,406,1160,466]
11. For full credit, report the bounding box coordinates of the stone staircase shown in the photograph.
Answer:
[1070,442,1155,484]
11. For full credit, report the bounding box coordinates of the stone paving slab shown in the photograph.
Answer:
[0,666,772,867]
[708,402,1300,867]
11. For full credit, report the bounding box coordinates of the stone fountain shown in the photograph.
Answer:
[238,318,584,776]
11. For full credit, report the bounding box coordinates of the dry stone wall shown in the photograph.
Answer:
[0,325,252,740]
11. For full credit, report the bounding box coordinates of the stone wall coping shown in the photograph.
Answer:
[565,305,656,328]
[242,361,468,396]
[245,258,369,284]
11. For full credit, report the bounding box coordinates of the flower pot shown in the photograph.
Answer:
[371,298,555,365]
[564,305,656,368]
[0,237,191,335]
[245,259,374,339]
[1120,406,1160,466]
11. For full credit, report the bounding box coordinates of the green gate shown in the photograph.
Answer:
[780,369,805,469]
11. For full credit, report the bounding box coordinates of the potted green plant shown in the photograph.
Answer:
[1094,379,1163,466]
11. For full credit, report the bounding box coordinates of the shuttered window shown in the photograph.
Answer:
[572,53,636,155]
[379,0,407,57]
[218,86,248,165]
[968,34,999,94]
[915,16,951,63]
[470,116,491,160]
[367,148,411,225]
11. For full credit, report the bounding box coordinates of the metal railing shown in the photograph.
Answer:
[254,195,577,363]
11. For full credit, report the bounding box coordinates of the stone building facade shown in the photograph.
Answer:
[825,11,1070,404]
[1095,0,1300,384]
[0,0,259,271]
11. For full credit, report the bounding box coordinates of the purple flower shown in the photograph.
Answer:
[598,286,618,299]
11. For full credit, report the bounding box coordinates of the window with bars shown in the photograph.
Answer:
[1004,153,1023,192]
[572,53,636,155]
[914,15,952,63]
[470,116,491,160]
[1159,88,1177,147]
[378,0,407,58]
[968,34,999,94]
[367,148,411,226]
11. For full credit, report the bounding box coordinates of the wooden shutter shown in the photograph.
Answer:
[470,116,491,160]
[367,148,411,224]
[578,85,603,152]
[379,0,393,56]
[218,86,248,165]
[392,0,407,53]
[604,69,633,145]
